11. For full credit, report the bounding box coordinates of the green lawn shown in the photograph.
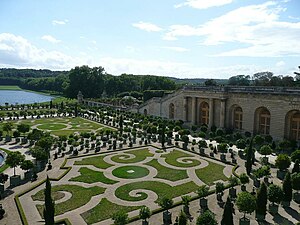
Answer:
[37,123,68,130]
[146,159,188,181]
[162,149,201,168]
[70,167,118,184]
[111,148,154,164]
[74,154,113,169]
[32,184,105,216]
[112,166,150,179]
[195,162,229,185]
[115,181,198,203]
[81,198,141,224]
[0,85,22,90]
[1,117,106,137]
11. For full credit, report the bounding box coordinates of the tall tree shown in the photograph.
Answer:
[119,114,123,135]
[246,138,253,175]
[282,172,293,202]
[43,176,55,225]
[221,197,234,225]
[256,182,267,216]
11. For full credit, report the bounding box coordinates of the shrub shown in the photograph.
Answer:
[239,173,249,185]
[268,184,283,205]
[196,210,217,225]
[275,154,291,171]
[236,192,256,219]
[291,150,300,162]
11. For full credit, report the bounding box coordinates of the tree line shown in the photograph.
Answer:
[1,66,300,100]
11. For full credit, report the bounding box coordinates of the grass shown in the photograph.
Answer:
[162,149,201,168]
[37,123,68,130]
[112,166,150,179]
[115,181,198,203]
[146,159,188,181]
[70,167,117,184]
[32,184,105,216]
[81,198,141,224]
[74,154,113,169]
[0,117,105,137]
[111,148,154,164]
[195,161,229,185]
[0,85,22,90]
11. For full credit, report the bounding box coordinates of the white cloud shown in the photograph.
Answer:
[132,21,163,32]
[41,35,61,44]
[0,33,81,70]
[164,1,300,57]
[162,46,189,52]
[276,60,285,67]
[174,0,233,9]
[52,19,68,25]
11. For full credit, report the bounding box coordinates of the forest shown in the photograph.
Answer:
[0,67,299,100]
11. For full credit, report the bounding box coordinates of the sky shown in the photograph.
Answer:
[0,0,300,79]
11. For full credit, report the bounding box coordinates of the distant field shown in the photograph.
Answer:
[0,85,22,90]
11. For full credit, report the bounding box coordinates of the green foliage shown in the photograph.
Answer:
[181,195,191,206]
[246,138,253,175]
[112,211,128,225]
[196,210,217,225]
[20,160,34,171]
[228,75,250,86]
[268,184,283,205]
[215,182,225,194]
[31,146,49,161]
[2,122,13,135]
[291,173,300,191]
[254,135,265,146]
[197,185,209,198]
[291,150,300,162]
[239,173,249,185]
[218,143,228,153]
[259,145,272,156]
[256,182,268,215]
[159,197,173,210]
[253,165,270,178]
[236,192,256,217]
[275,154,291,171]
[66,66,105,98]
[178,210,188,225]
[229,176,239,186]
[139,206,151,221]
[6,151,25,176]
[17,123,30,134]
[44,176,55,225]
[221,197,234,225]
[282,172,293,202]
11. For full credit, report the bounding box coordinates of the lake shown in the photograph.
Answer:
[0,90,54,106]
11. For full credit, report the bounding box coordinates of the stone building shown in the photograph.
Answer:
[138,86,300,140]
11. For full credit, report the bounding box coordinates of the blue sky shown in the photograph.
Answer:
[0,0,299,78]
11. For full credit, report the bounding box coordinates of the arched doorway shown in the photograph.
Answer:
[169,103,175,119]
[199,102,209,125]
[254,107,271,135]
[286,110,300,140]
[144,109,147,116]
[233,106,243,130]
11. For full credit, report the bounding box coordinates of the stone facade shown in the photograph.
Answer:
[138,86,300,140]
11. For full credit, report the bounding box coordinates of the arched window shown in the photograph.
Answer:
[144,109,147,116]
[259,108,270,135]
[200,102,209,125]
[169,103,175,119]
[291,112,300,140]
[234,107,243,130]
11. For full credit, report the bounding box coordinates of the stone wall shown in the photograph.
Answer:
[138,87,300,140]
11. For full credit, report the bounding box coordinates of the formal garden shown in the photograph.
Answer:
[0,103,299,224]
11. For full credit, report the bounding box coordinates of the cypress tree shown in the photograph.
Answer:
[256,182,267,216]
[282,172,293,202]
[221,196,234,225]
[161,124,165,149]
[246,138,253,175]
[119,114,123,135]
[292,159,299,174]
[43,176,55,225]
